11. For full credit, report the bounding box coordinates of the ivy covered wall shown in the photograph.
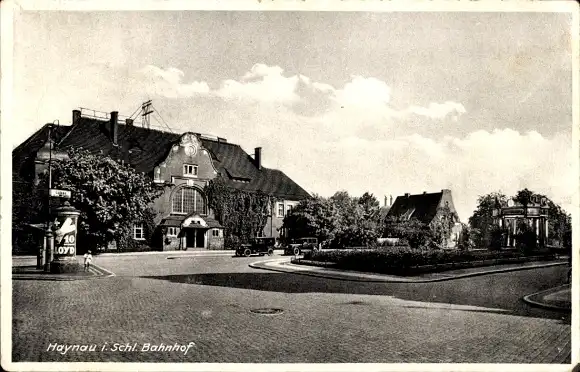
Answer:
[205,177,280,248]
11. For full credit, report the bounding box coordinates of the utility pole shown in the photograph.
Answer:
[141,100,153,129]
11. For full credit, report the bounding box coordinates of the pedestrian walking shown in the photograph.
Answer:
[84,250,93,272]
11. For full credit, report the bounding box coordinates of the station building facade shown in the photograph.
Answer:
[12,109,310,251]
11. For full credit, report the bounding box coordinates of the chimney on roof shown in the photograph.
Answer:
[110,111,118,146]
[390,195,393,205]
[404,193,410,198]
[423,191,427,194]
[218,137,227,143]
[72,109,81,124]
[254,147,262,170]
[126,118,134,126]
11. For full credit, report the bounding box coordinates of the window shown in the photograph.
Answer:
[212,229,220,237]
[133,223,145,240]
[277,203,284,218]
[183,164,198,177]
[286,204,293,216]
[167,227,177,237]
[172,187,207,215]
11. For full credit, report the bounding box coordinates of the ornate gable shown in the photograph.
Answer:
[153,132,219,184]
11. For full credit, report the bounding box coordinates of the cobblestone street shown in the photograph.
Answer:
[12,253,571,363]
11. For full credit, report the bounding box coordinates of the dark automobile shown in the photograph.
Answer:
[284,237,319,255]
[235,237,276,257]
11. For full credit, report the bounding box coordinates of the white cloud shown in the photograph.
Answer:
[137,65,210,98]
[408,101,466,120]
[15,60,572,223]
[216,63,299,103]
[332,76,392,108]
[269,128,573,221]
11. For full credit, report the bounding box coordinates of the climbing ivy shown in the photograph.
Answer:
[205,176,277,248]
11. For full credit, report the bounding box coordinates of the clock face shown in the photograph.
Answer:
[184,145,197,156]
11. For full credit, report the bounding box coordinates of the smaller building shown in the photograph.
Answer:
[385,189,463,249]
[492,196,549,248]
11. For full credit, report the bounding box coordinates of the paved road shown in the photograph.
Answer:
[12,253,571,363]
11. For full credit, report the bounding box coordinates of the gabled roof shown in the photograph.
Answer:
[12,124,70,178]
[386,191,444,225]
[17,116,310,200]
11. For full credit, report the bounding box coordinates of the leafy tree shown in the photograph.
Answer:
[283,191,383,248]
[533,193,571,249]
[384,216,432,249]
[12,177,47,253]
[282,194,341,244]
[514,188,534,218]
[468,192,507,248]
[44,148,163,251]
[457,224,473,251]
[358,192,381,221]
[488,225,507,251]
[430,205,458,249]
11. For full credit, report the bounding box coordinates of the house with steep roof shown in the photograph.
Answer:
[12,109,310,251]
[385,189,463,248]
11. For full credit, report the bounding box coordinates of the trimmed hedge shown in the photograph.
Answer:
[301,247,556,276]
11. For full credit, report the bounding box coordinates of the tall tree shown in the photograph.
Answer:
[45,148,163,251]
[282,195,341,243]
[514,188,534,218]
[358,192,381,221]
[468,191,507,248]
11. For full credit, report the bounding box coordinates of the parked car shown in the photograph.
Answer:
[284,237,319,255]
[235,237,276,257]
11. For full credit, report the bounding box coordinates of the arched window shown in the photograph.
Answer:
[172,187,207,215]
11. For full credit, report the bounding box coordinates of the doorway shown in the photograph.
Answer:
[185,228,206,248]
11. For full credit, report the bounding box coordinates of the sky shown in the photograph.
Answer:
[9,7,577,221]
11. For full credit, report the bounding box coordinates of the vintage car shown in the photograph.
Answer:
[284,237,319,255]
[235,237,276,257]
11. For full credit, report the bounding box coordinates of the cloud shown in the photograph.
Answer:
[135,64,467,129]
[137,65,211,98]
[16,60,572,223]
[216,63,299,103]
[408,101,467,120]
[333,76,392,108]
[128,64,574,220]
[267,128,573,221]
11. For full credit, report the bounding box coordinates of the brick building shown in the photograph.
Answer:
[12,109,310,251]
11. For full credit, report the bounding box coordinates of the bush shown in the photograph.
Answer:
[302,247,555,276]
[488,225,505,250]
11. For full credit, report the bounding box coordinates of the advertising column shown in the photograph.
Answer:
[50,202,81,273]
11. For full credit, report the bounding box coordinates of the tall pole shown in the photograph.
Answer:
[46,124,53,230]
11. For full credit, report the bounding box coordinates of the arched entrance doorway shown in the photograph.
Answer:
[180,215,209,249]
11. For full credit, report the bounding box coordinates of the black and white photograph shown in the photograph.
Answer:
[2,1,578,371]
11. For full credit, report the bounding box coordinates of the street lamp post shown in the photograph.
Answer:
[43,121,58,272]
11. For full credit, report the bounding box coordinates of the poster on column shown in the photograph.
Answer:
[53,215,78,258]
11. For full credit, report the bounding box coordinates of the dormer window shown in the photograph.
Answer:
[183,164,198,177]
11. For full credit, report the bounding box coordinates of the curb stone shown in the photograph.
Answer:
[250,259,567,283]
[522,285,571,311]
[12,262,115,281]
